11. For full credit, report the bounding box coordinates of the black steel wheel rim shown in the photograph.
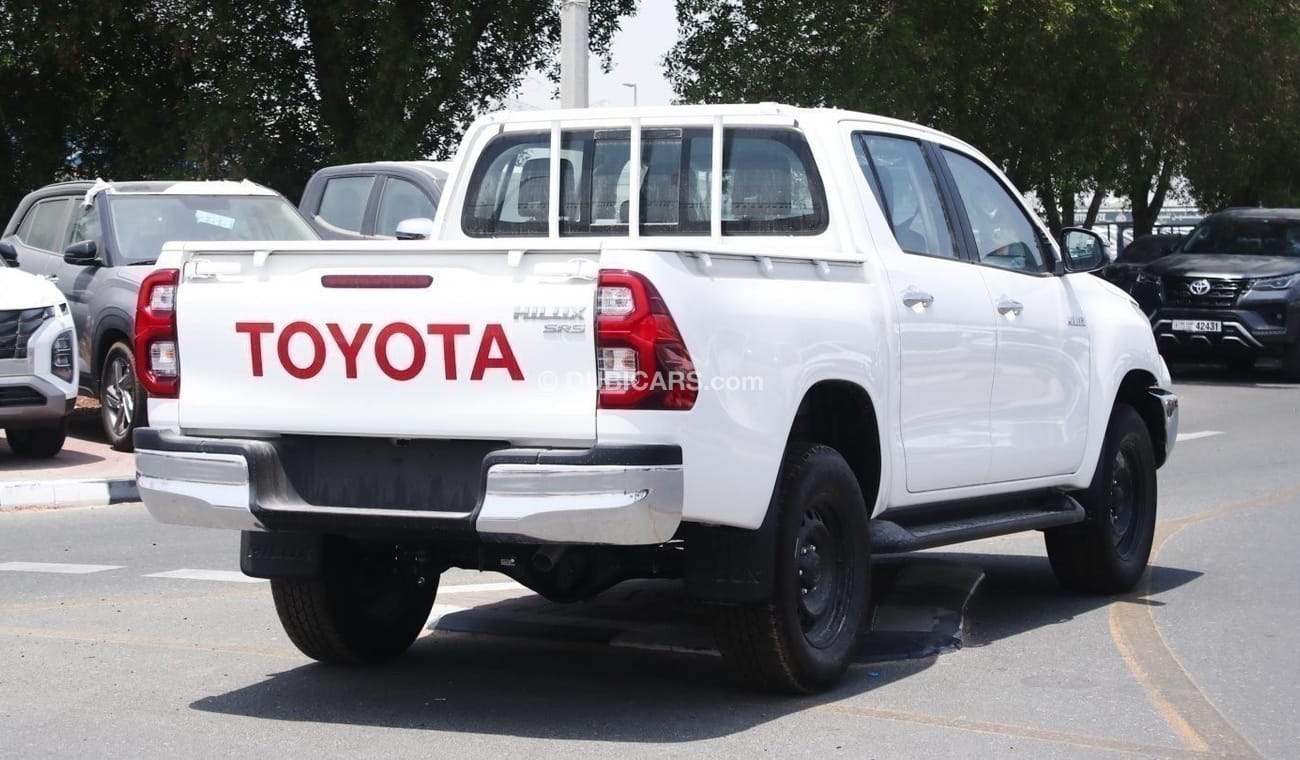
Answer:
[1108,444,1142,558]
[794,500,853,649]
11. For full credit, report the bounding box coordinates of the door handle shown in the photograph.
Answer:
[996,298,1024,316]
[902,289,935,309]
[43,274,59,282]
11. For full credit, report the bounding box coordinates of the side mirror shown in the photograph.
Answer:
[1059,227,1109,274]
[63,239,99,265]
[395,217,435,241]
[0,241,17,267]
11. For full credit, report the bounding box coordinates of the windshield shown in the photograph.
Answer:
[106,194,318,263]
[1180,217,1300,256]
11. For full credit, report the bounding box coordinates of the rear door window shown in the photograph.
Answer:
[462,127,827,237]
[316,176,376,234]
[854,134,958,258]
[17,198,74,252]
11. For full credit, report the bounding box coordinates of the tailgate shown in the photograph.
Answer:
[174,248,598,444]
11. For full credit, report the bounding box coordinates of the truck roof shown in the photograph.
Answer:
[472,103,974,152]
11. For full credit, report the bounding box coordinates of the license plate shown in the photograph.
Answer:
[1172,319,1222,333]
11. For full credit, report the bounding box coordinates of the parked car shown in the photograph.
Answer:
[298,161,450,240]
[1132,207,1300,376]
[1101,232,1186,293]
[0,246,78,458]
[135,104,1177,694]
[1,179,318,450]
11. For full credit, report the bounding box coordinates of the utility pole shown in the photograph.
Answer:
[560,0,589,108]
[622,82,638,106]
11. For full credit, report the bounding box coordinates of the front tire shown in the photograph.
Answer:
[271,539,438,665]
[99,341,146,452]
[4,421,68,459]
[1046,404,1157,594]
[710,443,872,694]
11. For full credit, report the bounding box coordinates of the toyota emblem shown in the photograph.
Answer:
[1188,279,1212,296]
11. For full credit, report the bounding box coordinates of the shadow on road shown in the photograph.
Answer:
[189,623,934,741]
[0,407,109,470]
[921,551,1202,648]
[189,555,1201,740]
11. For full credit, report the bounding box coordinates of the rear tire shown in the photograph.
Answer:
[271,539,438,665]
[99,342,146,452]
[710,443,872,694]
[1046,404,1157,594]
[4,421,68,459]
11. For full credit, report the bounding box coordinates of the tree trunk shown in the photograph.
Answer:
[1083,188,1105,229]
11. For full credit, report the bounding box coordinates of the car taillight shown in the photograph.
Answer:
[135,268,180,398]
[595,270,697,410]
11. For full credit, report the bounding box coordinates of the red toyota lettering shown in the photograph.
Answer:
[375,323,426,381]
[277,321,326,379]
[471,324,524,381]
[235,322,274,376]
[326,323,373,379]
[426,323,470,380]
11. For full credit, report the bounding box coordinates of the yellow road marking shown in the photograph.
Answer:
[816,703,1209,758]
[1107,485,1300,758]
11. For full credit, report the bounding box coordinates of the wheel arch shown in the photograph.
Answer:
[92,316,133,393]
[786,379,884,514]
[1113,369,1169,467]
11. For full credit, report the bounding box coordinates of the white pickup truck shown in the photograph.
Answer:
[135,104,1177,693]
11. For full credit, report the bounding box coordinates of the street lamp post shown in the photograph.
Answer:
[622,82,638,107]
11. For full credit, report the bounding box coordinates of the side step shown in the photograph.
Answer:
[872,491,1086,553]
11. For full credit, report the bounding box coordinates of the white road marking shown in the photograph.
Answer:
[1176,431,1224,442]
[0,561,123,574]
[438,581,528,594]
[144,569,266,584]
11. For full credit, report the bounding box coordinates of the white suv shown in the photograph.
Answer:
[0,247,78,458]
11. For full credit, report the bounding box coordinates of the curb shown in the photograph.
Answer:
[0,476,138,511]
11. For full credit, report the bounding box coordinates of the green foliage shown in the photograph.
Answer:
[0,0,636,213]
[667,0,1300,236]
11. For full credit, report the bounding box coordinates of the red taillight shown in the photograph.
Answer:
[596,270,697,410]
[135,268,180,398]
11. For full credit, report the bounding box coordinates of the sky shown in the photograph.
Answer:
[509,1,679,110]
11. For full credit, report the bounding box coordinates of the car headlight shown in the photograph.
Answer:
[1249,275,1297,290]
[52,330,74,383]
[1136,271,1162,285]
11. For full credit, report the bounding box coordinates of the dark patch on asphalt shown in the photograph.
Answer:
[431,558,984,663]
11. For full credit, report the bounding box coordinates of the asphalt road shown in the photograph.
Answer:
[1,361,1297,758]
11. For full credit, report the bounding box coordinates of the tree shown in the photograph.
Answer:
[0,0,637,212]
[665,0,1300,237]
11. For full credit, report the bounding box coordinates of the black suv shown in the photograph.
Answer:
[1132,208,1300,377]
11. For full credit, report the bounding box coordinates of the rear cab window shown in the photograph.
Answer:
[462,127,828,237]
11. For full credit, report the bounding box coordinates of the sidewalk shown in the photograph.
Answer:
[0,408,137,510]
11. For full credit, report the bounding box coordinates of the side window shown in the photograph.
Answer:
[856,135,957,258]
[64,203,101,247]
[462,128,827,237]
[316,176,376,233]
[942,149,1047,273]
[375,178,436,237]
[16,198,73,252]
